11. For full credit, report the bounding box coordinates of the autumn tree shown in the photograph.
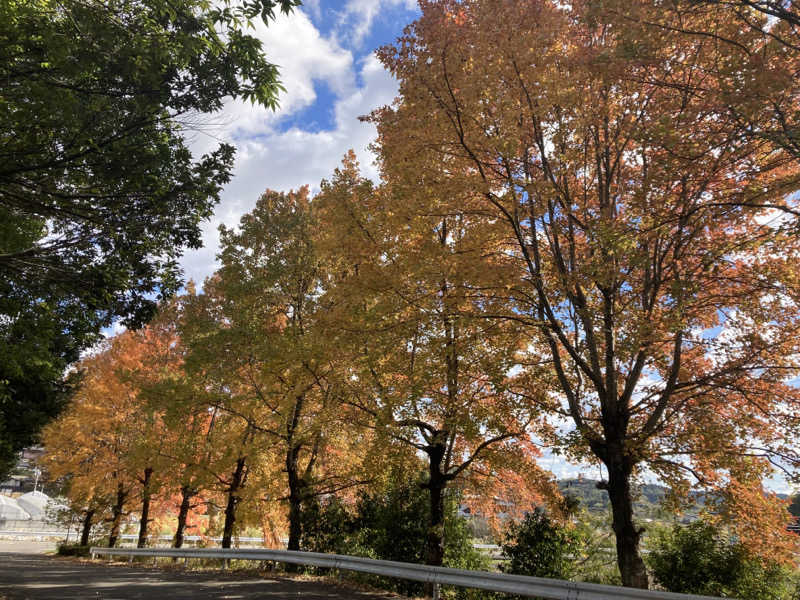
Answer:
[40,406,110,546]
[124,290,225,548]
[372,0,800,587]
[118,309,193,548]
[598,0,800,196]
[41,337,143,548]
[181,189,367,554]
[149,389,221,549]
[315,155,559,568]
[43,314,193,549]
[165,410,216,549]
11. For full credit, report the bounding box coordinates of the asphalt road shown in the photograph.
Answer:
[0,543,398,600]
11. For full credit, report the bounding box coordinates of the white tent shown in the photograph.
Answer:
[0,495,31,520]
[17,491,60,521]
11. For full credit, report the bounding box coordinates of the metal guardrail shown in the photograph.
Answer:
[0,530,269,544]
[0,529,74,542]
[2,529,499,552]
[89,546,725,600]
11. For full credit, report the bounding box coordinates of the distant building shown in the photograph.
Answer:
[0,475,26,495]
[0,446,45,495]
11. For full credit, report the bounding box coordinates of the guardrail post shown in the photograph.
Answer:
[222,558,229,570]
[90,551,95,560]
[152,556,157,567]
[432,582,440,600]
[128,554,133,564]
[184,557,188,568]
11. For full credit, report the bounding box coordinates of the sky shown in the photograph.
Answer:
[179,0,420,284]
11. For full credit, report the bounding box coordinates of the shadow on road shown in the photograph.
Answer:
[0,552,398,599]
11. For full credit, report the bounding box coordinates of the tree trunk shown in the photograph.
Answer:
[287,492,302,553]
[604,455,649,589]
[173,485,195,549]
[284,391,308,559]
[137,466,153,548]
[108,483,128,548]
[80,509,95,546]
[424,442,447,568]
[221,457,246,549]
[284,443,306,574]
[425,479,446,567]
[421,443,448,600]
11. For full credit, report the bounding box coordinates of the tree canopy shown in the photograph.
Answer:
[315,154,558,567]
[599,0,800,186]
[0,0,298,476]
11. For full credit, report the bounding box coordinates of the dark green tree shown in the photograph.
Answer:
[352,479,488,596]
[789,494,800,519]
[298,477,488,597]
[299,496,354,556]
[0,0,298,476]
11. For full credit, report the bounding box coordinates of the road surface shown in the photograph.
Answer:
[0,542,398,599]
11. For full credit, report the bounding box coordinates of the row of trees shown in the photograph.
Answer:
[45,154,799,583]
[368,0,800,588]
[42,174,557,567]
[41,0,800,590]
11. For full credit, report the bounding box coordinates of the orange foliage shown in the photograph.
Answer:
[369,0,800,584]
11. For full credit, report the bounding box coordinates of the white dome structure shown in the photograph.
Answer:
[0,495,31,520]
[17,491,60,521]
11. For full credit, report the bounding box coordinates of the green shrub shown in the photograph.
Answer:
[352,480,490,597]
[351,479,431,568]
[298,479,490,598]
[499,508,583,581]
[647,520,795,600]
[300,496,354,555]
[441,512,493,600]
[56,543,91,557]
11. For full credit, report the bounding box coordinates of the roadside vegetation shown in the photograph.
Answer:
[4,0,800,597]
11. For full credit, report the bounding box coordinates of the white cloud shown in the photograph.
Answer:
[180,16,400,284]
[188,9,354,160]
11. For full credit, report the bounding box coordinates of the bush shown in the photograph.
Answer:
[354,480,491,597]
[56,543,91,557]
[647,520,795,600]
[299,496,353,555]
[352,479,431,568]
[499,508,583,581]
[298,479,490,598]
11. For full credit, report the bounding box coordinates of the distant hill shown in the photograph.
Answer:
[558,478,687,520]
[558,478,795,521]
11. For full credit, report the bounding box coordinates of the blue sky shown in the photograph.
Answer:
[180,0,420,283]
